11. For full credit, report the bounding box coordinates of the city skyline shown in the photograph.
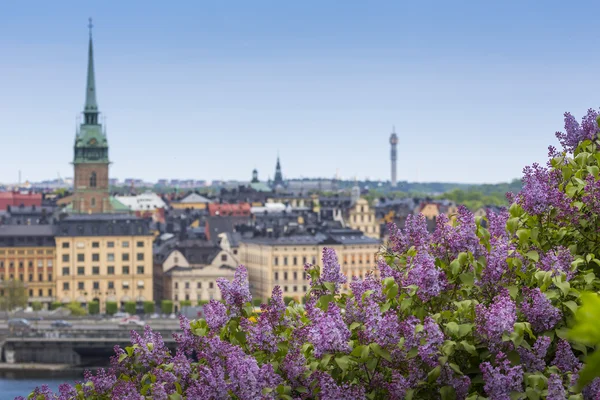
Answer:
[2,1,600,184]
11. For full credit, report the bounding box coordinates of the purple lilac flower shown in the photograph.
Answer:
[350,274,384,303]
[312,371,366,400]
[517,163,573,220]
[24,385,55,400]
[377,258,403,285]
[399,316,421,350]
[547,374,566,400]
[438,365,471,400]
[84,368,116,395]
[171,351,191,382]
[57,383,77,400]
[217,265,252,315]
[320,247,347,291]
[520,287,561,333]
[481,352,524,400]
[150,383,168,400]
[584,378,600,400]
[203,299,229,332]
[281,348,308,384]
[376,311,402,347]
[129,325,170,367]
[241,316,278,353]
[173,315,199,356]
[307,303,351,358]
[583,174,600,215]
[404,251,446,302]
[516,336,550,372]
[192,363,229,399]
[386,371,413,400]
[539,246,574,280]
[552,339,581,373]
[418,317,445,367]
[475,289,516,351]
[480,237,515,287]
[556,109,600,152]
[388,213,431,253]
[264,285,286,326]
[487,209,509,240]
[432,206,483,260]
[111,381,143,400]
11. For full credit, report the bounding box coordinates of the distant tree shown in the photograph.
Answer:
[180,300,192,307]
[283,296,294,306]
[106,302,118,315]
[252,298,262,307]
[88,301,100,315]
[66,302,86,316]
[197,300,210,306]
[0,280,28,311]
[31,301,43,311]
[50,301,62,311]
[143,301,155,314]
[124,302,137,315]
[161,300,173,315]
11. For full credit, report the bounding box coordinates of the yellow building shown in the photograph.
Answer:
[240,229,381,301]
[170,193,212,210]
[347,198,380,239]
[0,225,56,309]
[55,215,154,312]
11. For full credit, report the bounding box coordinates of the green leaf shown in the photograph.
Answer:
[553,277,571,297]
[457,323,474,338]
[526,250,539,262]
[320,353,333,368]
[445,322,459,337]
[169,394,182,400]
[570,292,600,346]
[349,322,361,331]
[440,385,457,400]
[427,366,441,383]
[458,252,468,266]
[564,300,579,315]
[370,343,392,361]
[335,355,351,371]
[525,387,540,400]
[577,349,600,390]
[351,345,366,357]
[459,340,477,356]
[459,272,474,286]
[118,353,128,363]
[516,229,531,245]
[450,260,461,277]
[507,217,520,234]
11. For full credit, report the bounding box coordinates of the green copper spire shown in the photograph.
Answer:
[84,18,99,125]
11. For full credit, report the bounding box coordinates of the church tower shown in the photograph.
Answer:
[273,156,284,187]
[72,19,111,214]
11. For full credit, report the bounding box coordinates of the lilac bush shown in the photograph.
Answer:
[24,109,600,399]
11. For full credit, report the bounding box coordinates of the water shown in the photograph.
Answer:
[0,371,84,400]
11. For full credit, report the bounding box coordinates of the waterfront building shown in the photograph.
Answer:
[347,198,380,239]
[170,193,212,210]
[54,214,154,312]
[0,225,56,309]
[239,229,380,302]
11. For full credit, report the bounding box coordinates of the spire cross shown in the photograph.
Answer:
[88,18,93,38]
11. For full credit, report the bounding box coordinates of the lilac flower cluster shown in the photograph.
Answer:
[555,109,600,152]
[432,206,483,260]
[129,325,170,367]
[438,365,471,400]
[538,246,574,280]
[520,287,562,333]
[480,236,516,288]
[203,299,229,331]
[404,251,446,302]
[320,247,347,291]
[475,289,516,351]
[487,209,509,240]
[418,317,445,367]
[516,336,550,372]
[388,213,431,253]
[312,371,366,399]
[583,174,600,215]
[547,374,567,400]
[518,162,571,217]
[307,303,351,358]
[480,352,524,400]
[217,265,252,315]
[552,339,581,373]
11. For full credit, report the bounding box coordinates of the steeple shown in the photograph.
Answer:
[84,18,99,125]
[273,155,283,186]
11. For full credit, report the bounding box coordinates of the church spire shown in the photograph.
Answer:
[84,18,99,125]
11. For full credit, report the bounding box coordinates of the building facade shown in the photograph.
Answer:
[0,225,55,309]
[72,21,112,214]
[240,230,381,301]
[347,198,380,239]
[55,215,153,311]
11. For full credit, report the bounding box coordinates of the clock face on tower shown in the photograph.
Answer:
[89,138,97,146]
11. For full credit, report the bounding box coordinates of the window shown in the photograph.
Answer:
[93,281,99,290]
[122,266,130,275]
[92,253,100,261]
[175,282,179,289]
[29,289,33,297]
[293,257,297,266]
[136,241,144,247]
[48,260,53,267]
[303,285,307,292]
[77,267,85,275]
[293,272,297,280]
[175,294,178,301]
[284,272,288,280]
[137,280,144,288]
[107,241,115,248]
[136,253,144,261]
[48,289,52,296]
[92,242,99,248]
[62,242,70,249]
[107,266,114,275]
[90,172,97,187]
[28,274,33,282]
[62,267,70,276]
[108,281,114,289]
[185,282,190,289]
[28,261,33,268]
[302,256,307,265]
[38,274,43,282]
[9,262,13,268]
[197,282,201,289]
[92,267,100,275]
[122,241,130,248]
[91,197,96,207]
[274,272,279,280]
[209,282,214,289]
[63,282,69,290]
[221,254,227,262]
[107,253,115,262]
[137,266,144,274]
[293,286,297,292]
[78,282,84,290]
[19,274,23,281]
[37,260,43,268]
[274,257,278,266]
[123,281,130,289]
[38,289,42,296]
[19,261,23,268]
[48,273,52,281]
[185,294,190,301]
[284,286,288,292]
[77,254,84,262]
[284,257,288,266]
[233,249,238,255]
[122,253,130,261]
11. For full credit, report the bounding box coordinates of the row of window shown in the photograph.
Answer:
[1,288,53,297]
[0,260,53,268]
[352,214,373,223]
[62,280,144,290]
[174,293,216,302]
[0,273,52,282]
[282,285,307,293]
[61,241,144,249]
[274,271,307,281]
[61,253,144,262]
[274,256,317,267]
[0,250,53,255]
[61,266,145,275]
[174,281,215,290]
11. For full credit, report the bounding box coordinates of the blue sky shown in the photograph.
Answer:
[1,1,599,184]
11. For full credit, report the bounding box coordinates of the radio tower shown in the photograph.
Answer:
[389,126,398,187]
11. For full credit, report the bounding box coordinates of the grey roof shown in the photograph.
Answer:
[179,193,212,204]
[165,264,235,276]
[0,225,56,237]
[240,230,380,246]
[57,214,152,237]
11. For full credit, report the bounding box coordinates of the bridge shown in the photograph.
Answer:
[1,328,179,365]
